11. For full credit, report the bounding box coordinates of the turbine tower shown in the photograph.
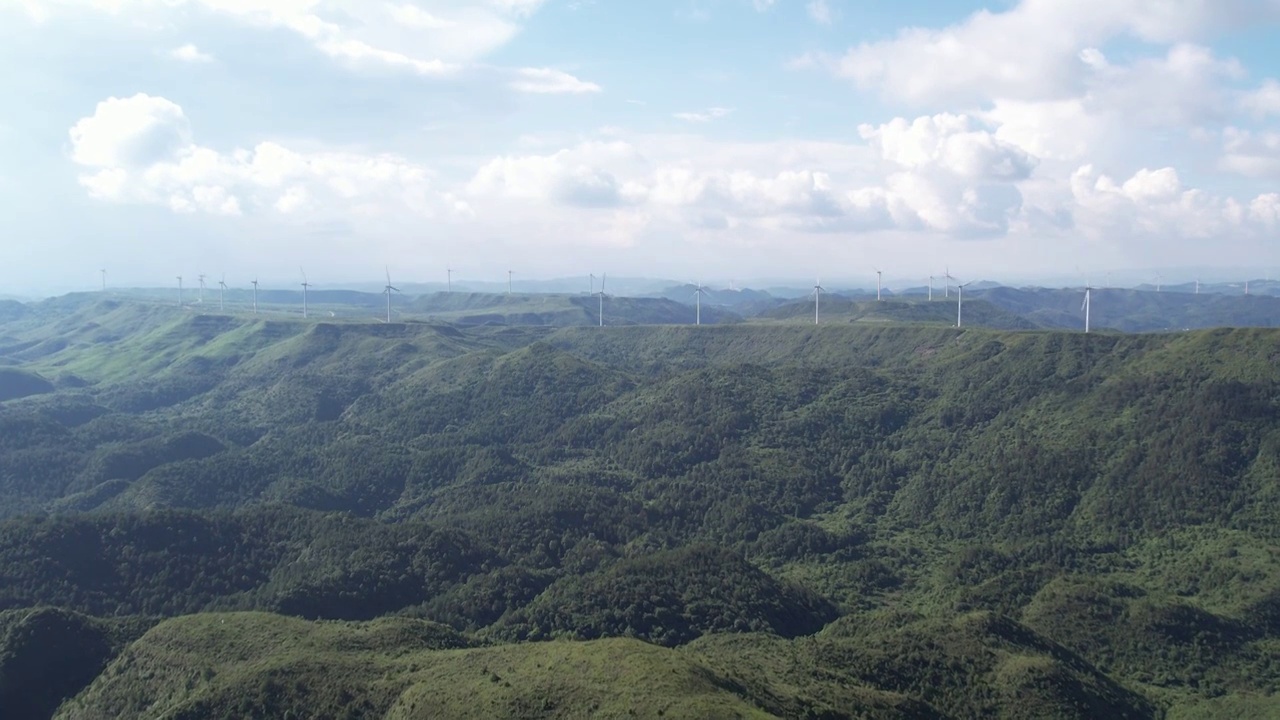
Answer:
[928,275,935,302]
[446,267,453,293]
[596,273,608,327]
[177,276,183,306]
[507,270,514,295]
[956,280,973,328]
[197,274,206,303]
[1195,279,1200,295]
[590,273,596,295]
[218,275,227,312]
[1245,279,1251,296]
[1154,274,1162,292]
[300,268,311,319]
[874,268,883,301]
[251,278,259,314]
[1082,284,1092,334]
[693,281,710,326]
[812,277,826,325]
[944,266,954,299]
[100,268,107,293]
[383,266,400,324]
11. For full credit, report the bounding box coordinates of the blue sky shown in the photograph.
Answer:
[1,0,1279,295]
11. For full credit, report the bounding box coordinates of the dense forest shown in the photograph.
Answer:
[0,294,1277,718]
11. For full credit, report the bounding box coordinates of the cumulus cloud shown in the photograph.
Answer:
[1068,164,1277,240]
[69,93,470,219]
[170,43,213,63]
[465,114,1041,237]
[69,94,192,168]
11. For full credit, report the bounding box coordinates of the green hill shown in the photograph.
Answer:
[58,613,779,720]
[405,291,741,326]
[0,297,1278,716]
[760,295,1037,330]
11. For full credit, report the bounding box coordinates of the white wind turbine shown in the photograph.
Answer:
[596,272,608,327]
[928,275,935,302]
[1082,283,1092,334]
[507,270,514,295]
[383,266,400,323]
[1154,273,1163,292]
[197,274,207,303]
[218,275,227,312]
[812,277,826,325]
[944,266,954,299]
[300,267,311,319]
[590,273,596,295]
[693,281,711,325]
[956,280,974,328]
[251,278,259,314]
[177,276,184,306]
[100,268,107,293]
[874,268,883,301]
[446,267,453,293]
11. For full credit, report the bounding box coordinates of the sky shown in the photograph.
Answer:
[2,0,1280,294]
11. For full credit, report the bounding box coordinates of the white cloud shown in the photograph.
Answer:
[1220,127,1280,178]
[1242,79,1280,117]
[824,0,1276,107]
[69,94,469,220]
[170,43,213,63]
[673,107,733,123]
[69,94,192,168]
[466,114,1039,237]
[510,67,601,94]
[1068,164,1275,240]
[806,0,832,25]
[23,0,551,77]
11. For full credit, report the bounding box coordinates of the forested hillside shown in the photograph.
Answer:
[0,296,1278,719]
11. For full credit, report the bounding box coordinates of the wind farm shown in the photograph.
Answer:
[32,266,1279,334]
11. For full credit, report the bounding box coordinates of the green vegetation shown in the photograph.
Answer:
[0,296,1277,718]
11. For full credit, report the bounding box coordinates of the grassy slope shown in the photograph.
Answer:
[59,613,778,720]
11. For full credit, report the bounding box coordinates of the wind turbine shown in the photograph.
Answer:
[812,277,826,325]
[596,273,608,327]
[874,268,883,301]
[383,266,400,323]
[507,270,514,295]
[218,275,227,312]
[693,281,711,326]
[956,280,974,328]
[197,274,206,303]
[300,268,311,319]
[177,276,184,306]
[1082,283,1092,334]
[944,266,954,299]
[1195,279,1200,295]
[446,267,453,293]
[928,275,935,302]
[100,268,107,293]
[590,273,596,295]
[1154,274,1162,292]
[1245,279,1251,296]
[251,278,259,314]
